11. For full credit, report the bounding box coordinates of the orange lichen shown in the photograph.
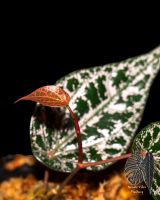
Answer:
[4,155,35,171]
[0,172,139,200]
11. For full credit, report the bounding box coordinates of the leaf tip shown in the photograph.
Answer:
[14,96,27,104]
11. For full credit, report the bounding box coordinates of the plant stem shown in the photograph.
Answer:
[58,166,80,193]
[44,169,49,191]
[54,152,132,199]
[78,153,132,169]
[53,105,83,198]
[66,105,83,163]
[55,105,132,199]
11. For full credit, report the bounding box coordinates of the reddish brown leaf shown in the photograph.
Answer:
[15,86,70,107]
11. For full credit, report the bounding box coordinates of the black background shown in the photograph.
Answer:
[1,7,160,156]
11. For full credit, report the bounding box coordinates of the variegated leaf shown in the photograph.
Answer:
[132,121,160,200]
[30,46,160,172]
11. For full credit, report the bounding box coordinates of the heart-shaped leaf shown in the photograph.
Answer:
[30,46,160,172]
[132,121,160,200]
[16,86,70,107]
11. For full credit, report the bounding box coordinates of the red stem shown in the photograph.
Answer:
[78,153,132,169]
[44,169,49,192]
[66,105,83,163]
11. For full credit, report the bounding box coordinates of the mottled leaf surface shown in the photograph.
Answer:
[30,47,160,172]
[132,122,160,200]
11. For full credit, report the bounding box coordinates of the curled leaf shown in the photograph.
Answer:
[15,86,70,107]
[143,152,154,195]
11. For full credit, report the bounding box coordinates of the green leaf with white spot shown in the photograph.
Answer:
[132,121,160,200]
[30,46,160,172]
